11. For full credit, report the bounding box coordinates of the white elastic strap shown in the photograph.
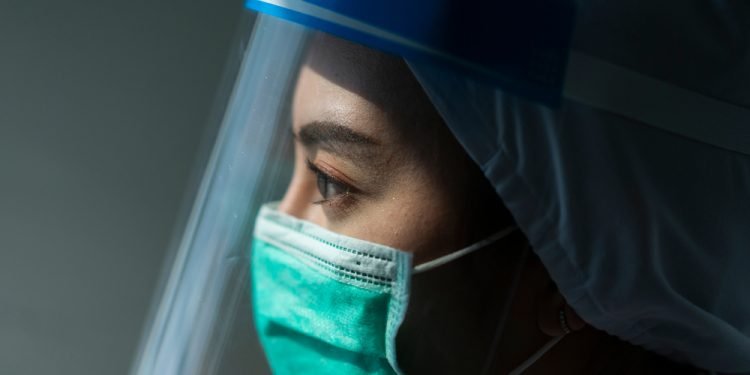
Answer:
[480,245,531,375]
[508,334,566,375]
[413,226,518,274]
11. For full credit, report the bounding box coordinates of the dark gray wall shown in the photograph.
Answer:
[0,1,246,373]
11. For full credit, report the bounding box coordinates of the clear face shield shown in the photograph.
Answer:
[130,11,551,375]
[131,13,303,375]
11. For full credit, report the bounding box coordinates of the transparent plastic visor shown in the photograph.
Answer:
[130,14,307,375]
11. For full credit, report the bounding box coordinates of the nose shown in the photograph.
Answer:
[278,182,306,219]
[277,164,317,220]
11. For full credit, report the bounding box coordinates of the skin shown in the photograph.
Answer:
[280,36,493,265]
[277,33,694,374]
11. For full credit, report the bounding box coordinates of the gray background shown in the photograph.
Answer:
[0,0,261,373]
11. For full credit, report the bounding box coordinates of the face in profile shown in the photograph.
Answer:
[280,34,508,264]
[276,34,530,373]
[266,31,691,375]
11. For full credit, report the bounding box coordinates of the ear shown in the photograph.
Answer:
[536,284,587,336]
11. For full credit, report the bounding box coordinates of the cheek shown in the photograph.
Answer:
[391,192,471,264]
[335,173,471,263]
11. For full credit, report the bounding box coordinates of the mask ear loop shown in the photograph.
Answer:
[507,334,565,375]
[480,244,570,374]
[480,244,530,375]
[413,226,518,274]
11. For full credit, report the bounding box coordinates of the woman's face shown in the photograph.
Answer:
[277,35,542,373]
[279,35,506,264]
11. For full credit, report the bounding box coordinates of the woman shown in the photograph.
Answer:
[251,33,712,374]
[126,2,748,374]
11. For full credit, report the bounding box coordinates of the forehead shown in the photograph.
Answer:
[292,65,387,141]
[292,33,430,140]
[291,35,408,140]
[302,33,414,101]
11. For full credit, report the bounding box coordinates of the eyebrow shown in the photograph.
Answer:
[296,120,379,164]
[298,120,379,146]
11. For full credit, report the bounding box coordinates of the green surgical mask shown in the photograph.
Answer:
[251,203,556,374]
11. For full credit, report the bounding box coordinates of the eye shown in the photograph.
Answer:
[316,170,348,200]
[306,159,351,203]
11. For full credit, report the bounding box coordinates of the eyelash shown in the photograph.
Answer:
[305,159,355,206]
